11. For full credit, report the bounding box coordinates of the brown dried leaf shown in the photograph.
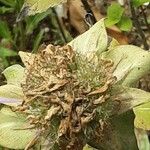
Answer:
[88,84,108,96]
[45,106,60,120]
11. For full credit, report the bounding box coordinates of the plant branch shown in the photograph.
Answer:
[51,8,67,44]
[140,6,150,32]
[129,1,149,50]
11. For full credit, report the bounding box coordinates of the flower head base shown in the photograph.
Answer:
[19,44,116,149]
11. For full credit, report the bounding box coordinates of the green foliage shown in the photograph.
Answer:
[102,45,150,87]
[0,0,71,69]
[110,111,139,150]
[0,85,23,106]
[0,107,36,149]
[0,0,50,67]
[110,86,150,114]
[105,3,133,31]
[18,0,67,18]
[105,3,124,26]
[135,129,150,150]
[69,19,108,57]
[117,16,133,31]
[132,0,150,7]
[2,64,24,86]
[0,21,12,40]
[0,47,17,67]
[134,102,150,130]
[0,65,24,106]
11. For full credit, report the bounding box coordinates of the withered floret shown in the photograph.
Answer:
[20,44,116,149]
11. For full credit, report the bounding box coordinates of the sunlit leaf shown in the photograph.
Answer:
[134,102,150,130]
[102,45,150,87]
[0,85,23,106]
[69,19,108,59]
[132,0,150,7]
[0,107,36,149]
[18,0,67,20]
[105,3,124,27]
[2,64,24,86]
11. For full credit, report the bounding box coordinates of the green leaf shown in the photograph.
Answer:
[105,3,124,27]
[135,128,150,150]
[0,47,17,58]
[87,111,138,150]
[0,6,14,14]
[69,19,108,58]
[0,47,17,67]
[110,111,139,150]
[25,10,51,34]
[0,85,23,106]
[134,102,150,130]
[0,0,15,7]
[0,107,37,149]
[117,16,133,31]
[102,45,150,87]
[0,21,12,40]
[132,0,150,7]
[110,86,150,115]
[2,64,24,86]
[18,0,67,20]
[32,29,45,52]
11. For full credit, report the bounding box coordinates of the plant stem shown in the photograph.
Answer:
[129,1,149,50]
[51,8,67,44]
[140,6,150,32]
[18,21,26,51]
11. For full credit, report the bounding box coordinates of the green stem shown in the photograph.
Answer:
[18,21,26,51]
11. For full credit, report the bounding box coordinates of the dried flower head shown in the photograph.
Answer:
[20,44,116,149]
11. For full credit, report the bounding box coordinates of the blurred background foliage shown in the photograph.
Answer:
[0,0,149,69]
[0,0,72,71]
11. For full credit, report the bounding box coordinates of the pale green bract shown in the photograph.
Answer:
[134,102,150,130]
[69,19,108,59]
[0,65,24,106]
[0,108,37,149]
[102,45,150,87]
[2,64,24,86]
[0,85,23,106]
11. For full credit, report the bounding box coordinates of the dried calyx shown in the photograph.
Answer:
[19,44,116,149]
